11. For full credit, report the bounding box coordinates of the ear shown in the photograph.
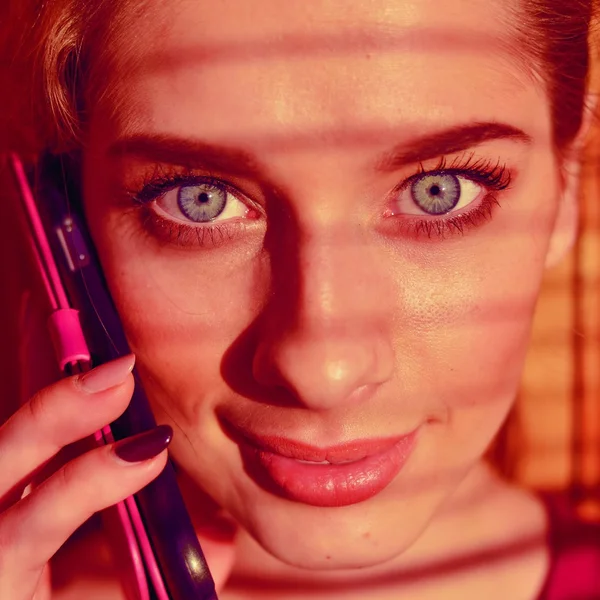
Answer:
[544,153,581,269]
[545,94,598,269]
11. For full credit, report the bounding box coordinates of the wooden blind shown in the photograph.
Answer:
[507,54,600,509]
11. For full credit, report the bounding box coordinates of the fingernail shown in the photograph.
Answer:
[79,354,136,393]
[113,425,173,463]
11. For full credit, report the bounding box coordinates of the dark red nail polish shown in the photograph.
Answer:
[114,425,173,463]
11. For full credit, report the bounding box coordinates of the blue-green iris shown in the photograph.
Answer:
[411,173,460,215]
[178,183,227,222]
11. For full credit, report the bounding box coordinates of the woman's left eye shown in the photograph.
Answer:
[390,172,485,217]
[155,180,252,223]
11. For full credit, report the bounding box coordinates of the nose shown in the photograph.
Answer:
[253,327,393,410]
[252,223,394,411]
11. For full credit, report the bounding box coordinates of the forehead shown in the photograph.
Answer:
[93,0,549,150]
[117,0,522,50]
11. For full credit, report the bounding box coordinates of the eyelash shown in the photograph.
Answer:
[125,155,512,247]
[392,154,511,240]
[126,167,259,248]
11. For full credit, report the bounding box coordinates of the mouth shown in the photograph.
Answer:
[233,428,419,508]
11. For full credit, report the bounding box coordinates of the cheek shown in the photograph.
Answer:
[409,179,556,389]
[108,257,266,347]
[88,215,270,419]
[393,197,556,464]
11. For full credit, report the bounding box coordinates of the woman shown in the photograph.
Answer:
[0,0,599,598]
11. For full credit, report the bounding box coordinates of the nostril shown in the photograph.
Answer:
[251,343,281,388]
[347,383,377,404]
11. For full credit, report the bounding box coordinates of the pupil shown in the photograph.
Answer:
[430,185,441,196]
[198,192,210,204]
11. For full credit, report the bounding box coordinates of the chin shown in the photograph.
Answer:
[263,540,410,571]
[232,481,448,572]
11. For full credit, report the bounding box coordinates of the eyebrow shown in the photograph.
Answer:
[375,122,531,171]
[107,122,532,177]
[108,134,263,177]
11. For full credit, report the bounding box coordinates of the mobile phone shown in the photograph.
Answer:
[9,152,218,600]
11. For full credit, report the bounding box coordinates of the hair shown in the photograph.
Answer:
[0,0,597,155]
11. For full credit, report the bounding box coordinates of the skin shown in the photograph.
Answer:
[73,0,580,595]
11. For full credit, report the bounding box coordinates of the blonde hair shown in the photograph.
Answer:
[0,0,151,156]
[1,0,83,154]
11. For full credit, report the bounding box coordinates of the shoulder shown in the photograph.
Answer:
[538,493,600,600]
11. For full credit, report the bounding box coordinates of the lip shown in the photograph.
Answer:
[236,429,418,508]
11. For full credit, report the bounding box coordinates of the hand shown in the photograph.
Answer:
[0,355,172,600]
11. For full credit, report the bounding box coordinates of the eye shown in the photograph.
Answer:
[155,180,252,224]
[391,172,485,217]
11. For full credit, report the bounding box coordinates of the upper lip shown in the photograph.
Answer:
[238,431,415,464]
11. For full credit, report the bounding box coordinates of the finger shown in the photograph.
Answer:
[0,426,172,599]
[0,355,136,501]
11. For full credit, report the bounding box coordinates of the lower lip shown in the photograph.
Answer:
[240,432,418,508]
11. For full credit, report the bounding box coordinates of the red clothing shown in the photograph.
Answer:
[537,495,600,600]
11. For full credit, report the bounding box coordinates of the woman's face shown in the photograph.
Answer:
[83,0,570,570]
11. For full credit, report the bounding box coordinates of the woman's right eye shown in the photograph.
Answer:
[152,179,256,225]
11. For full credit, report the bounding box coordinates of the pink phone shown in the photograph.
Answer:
[9,152,218,600]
